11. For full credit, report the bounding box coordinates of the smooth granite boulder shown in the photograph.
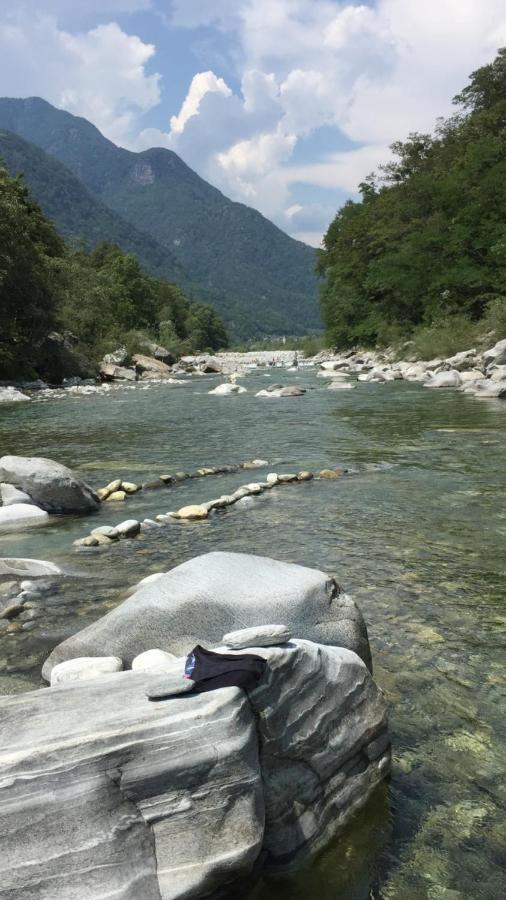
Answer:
[42,552,372,679]
[0,456,98,513]
[1,639,389,899]
[0,672,263,900]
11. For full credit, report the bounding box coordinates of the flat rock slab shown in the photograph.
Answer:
[43,552,372,678]
[0,671,263,900]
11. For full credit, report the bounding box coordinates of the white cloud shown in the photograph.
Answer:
[0,13,160,145]
[2,1,505,244]
[164,0,506,241]
[169,70,231,134]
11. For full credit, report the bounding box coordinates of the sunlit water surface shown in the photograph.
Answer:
[0,370,504,899]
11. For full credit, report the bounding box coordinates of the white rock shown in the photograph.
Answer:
[50,656,123,686]
[223,624,292,649]
[444,349,478,370]
[471,379,506,398]
[0,503,49,530]
[327,381,354,390]
[91,525,119,539]
[488,365,506,381]
[131,648,179,672]
[208,383,246,395]
[424,370,462,388]
[483,338,506,369]
[0,387,30,403]
[266,473,279,484]
[0,484,32,506]
[115,519,141,537]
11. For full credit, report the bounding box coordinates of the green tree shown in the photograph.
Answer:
[318,49,506,349]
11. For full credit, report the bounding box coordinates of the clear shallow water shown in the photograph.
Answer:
[0,371,505,898]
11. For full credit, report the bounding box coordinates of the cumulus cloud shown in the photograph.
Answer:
[2,1,505,243]
[0,13,160,145]
[163,0,506,242]
[170,71,231,133]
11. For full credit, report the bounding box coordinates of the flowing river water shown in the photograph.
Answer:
[0,368,505,899]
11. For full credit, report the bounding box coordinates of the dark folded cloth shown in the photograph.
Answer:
[185,644,267,693]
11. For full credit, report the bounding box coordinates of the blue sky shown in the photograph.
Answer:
[0,1,505,244]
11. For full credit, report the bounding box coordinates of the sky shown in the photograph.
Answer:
[0,2,505,246]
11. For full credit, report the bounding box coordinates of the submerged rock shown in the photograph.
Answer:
[208,382,247,395]
[42,551,372,678]
[0,455,98,513]
[0,558,62,577]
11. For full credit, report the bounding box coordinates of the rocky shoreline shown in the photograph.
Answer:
[1,337,505,404]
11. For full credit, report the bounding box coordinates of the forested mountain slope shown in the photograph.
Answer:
[317,50,506,349]
[0,97,320,338]
[0,129,183,283]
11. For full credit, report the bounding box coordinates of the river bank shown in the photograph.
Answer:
[0,361,505,897]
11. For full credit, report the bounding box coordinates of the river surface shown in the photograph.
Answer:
[0,369,505,899]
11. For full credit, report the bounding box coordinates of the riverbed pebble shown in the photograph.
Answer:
[91,526,119,540]
[104,490,126,502]
[172,505,209,520]
[116,519,141,537]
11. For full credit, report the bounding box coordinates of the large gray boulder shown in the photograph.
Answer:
[1,639,389,899]
[42,552,371,679]
[0,456,98,513]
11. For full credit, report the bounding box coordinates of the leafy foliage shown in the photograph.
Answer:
[318,50,506,350]
[0,166,228,380]
[0,97,321,339]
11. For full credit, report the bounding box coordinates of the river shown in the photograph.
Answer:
[0,367,504,898]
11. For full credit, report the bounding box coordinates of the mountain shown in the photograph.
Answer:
[0,129,184,284]
[0,97,321,338]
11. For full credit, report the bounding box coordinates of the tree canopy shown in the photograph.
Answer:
[0,167,228,380]
[318,49,506,349]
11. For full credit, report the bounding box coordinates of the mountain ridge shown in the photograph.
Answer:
[0,97,321,338]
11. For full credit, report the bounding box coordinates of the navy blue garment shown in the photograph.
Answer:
[185,644,267,694]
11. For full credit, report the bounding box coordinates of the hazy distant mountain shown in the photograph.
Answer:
[0,97,321,337]
[0,129,183,284]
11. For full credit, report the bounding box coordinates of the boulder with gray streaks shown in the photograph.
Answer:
[42,552,372,679]
[0,638,389,898]
[0,672,263,900]
[0,455,98,513]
